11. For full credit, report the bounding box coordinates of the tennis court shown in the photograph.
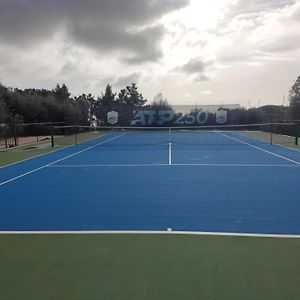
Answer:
[1,126,300,236]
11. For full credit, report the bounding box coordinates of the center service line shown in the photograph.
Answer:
[168,142,172,165]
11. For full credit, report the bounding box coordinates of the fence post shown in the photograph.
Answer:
[14,124,18,147]
[5,124,8,149]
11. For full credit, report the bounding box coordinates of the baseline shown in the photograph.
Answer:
[0,230,299,239]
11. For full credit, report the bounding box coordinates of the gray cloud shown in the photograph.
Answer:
[292,4,300,21]
[179,58,212,74]
[0,1,64,46]
[70,24,165,64]
[176,58,214,82]
[260,33,300,53]
[215,0,300,63]
[0,0,190,64]
[218,0,297,33]
[113,72,141,87]
[59,62,79,76]
[220,51,263,65]
[193,74,210,82]
[224,0,296,20]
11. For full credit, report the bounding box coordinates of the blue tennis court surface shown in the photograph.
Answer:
[1,130,300,235]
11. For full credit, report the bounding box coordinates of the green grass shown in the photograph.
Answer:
[54,131,105,146]
[0,234,300,300]
[0,143,63,167]
[0,132,105,167]
[240,131,300,150]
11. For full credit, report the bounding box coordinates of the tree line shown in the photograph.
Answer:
[0,76,300,126]
[0,83,148,126]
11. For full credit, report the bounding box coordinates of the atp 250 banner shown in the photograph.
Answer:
[129,110,227,126]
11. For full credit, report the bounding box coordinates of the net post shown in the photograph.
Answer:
[50,126,55,148]
[270,123,273,145]
[51,135,54,148]
[295,123,300,146]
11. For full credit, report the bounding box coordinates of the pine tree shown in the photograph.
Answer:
[0,84,10,123]
[53,83,71,103]
[124,83,147,108]
[100,84,116,106]
[289,76,300,120]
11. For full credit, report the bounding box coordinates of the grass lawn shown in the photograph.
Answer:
[0,234,300,300]
[0,144,62,167]
[241,131,300,150]
[0,131,105,167]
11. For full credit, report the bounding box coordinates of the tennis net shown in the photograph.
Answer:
[51,123,300,148]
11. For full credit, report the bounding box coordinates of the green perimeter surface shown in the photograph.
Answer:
[0,132,105,167]
[0,234,300,300]
[0,144,63,167]
[241,131,300,150]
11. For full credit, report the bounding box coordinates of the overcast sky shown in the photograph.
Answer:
[0,0,300,107]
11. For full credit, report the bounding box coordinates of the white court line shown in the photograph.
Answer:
[172,163,298,167]
[48,163,299,168]
[0,144,76,170]
[0,133,126,187]
[0,133,111,169]
[270,141,300,153]
[49,164,168,168]
[229,130,300,154]
[0,230,299,239]
[168,142,172,165]
[218,132,300,165]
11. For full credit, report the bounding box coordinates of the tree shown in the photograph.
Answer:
[123,83,147,108]
[0,84,10,123]
[116,88,128,105]
[74,93,95,125]
[0,98,8,123]
[256,105,286,122]
[116,83,147,108]
[288,76,300,120]
[93,85,116,124]
[118,84,147,125]
[99,84,116,107]
[53,83,71,103]
[150,93,173,111]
